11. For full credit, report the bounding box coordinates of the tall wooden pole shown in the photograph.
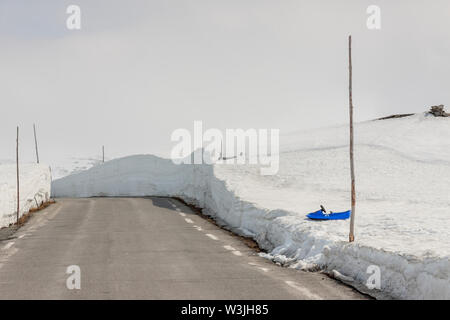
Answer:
[16,126,20,225]
[33,123,39,164]
[348,35,356,242]
[102,145,105,163]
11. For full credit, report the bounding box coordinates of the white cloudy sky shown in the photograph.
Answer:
[1,0,449,164]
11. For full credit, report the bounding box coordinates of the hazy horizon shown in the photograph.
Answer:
[1,0,449,164]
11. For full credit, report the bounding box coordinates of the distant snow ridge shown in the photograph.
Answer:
[0,164,51,228]
[52,113,450,299]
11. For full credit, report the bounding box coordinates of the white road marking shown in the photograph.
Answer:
[18,235,26,239]
[185,218,194,224]
[205,234,219,241]
[179,212,186,217]
[248,262,269,272]
[3,242,15,250]
[175,208,181,212]
[223,245,244,257]
[193,225,203,231]
[285,281,323,300]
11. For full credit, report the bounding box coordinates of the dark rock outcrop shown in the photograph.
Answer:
[429,105,449,117]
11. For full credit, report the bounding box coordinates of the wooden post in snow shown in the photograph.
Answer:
[102,145,105,163]
[16,126,20,225]
[348,35,356,242]
[33,123,39,164]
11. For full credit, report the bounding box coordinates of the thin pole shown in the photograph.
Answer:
[16,126,20,225]
[102,145,104,163]
[348,35,356,242]
[33,123,39,164]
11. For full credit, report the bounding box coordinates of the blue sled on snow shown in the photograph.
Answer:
[307,209,351,220]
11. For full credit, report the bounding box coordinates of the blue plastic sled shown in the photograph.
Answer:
[307,210,351,220]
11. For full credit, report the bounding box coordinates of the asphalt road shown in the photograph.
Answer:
[0,197,366,299]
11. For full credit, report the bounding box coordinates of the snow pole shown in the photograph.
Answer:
[348,35,356,242]
[16,126,20,225]
[102,145,105,163]
[33,123,39,164]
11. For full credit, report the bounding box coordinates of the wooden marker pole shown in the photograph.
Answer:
[16,126,20,225]
[348,36,356,243]
[33,123,39,164]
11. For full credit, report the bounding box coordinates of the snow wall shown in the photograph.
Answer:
[51,154,449,300]
[0,164,52,228]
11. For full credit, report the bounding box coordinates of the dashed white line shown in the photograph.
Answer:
[205,234,219,241]
[223,245,243,256]
[193,225,203,231]
[285,281,323,300]
[179,212,186,217]
[18,235,26,239]
[3,242,15,250]
[185,218,194,224]
[248,263,270,273]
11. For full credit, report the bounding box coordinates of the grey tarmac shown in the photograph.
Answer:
[0,197,367,300]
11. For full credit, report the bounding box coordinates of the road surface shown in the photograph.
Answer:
[0,197,366,299]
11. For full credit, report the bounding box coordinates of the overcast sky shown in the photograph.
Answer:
[1,0,449,164]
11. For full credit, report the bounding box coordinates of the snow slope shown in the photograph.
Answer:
[0,164,52,228]
[52,113,450,299]
[50,157,105,180]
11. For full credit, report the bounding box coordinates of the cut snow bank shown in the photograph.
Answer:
[52,113,450,300]
[0,164,52,228]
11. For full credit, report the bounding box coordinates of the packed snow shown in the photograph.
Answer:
[50,157,105,180]
[52,113,449,299]
[0,164,52,228]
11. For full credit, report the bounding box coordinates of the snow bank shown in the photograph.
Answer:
[0,164,52,228]
[52,113,450,299]
[51,157,103,180]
